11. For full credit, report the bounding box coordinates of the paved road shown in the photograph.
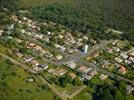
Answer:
[81,60,134,85]
[17,35,134,95]
[58,40,134,85]
[66,85,87,99]
[38,76,67,100]
[0,52,36,74]
[0,52,67,100]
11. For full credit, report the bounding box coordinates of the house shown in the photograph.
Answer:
[33,66,43,72]
[112,40,118,45]
[88,70,97,77]
[57,68,67,76]
[101,60,110,68]
[90,39,97,45]
[115,57,123,63]
[0,30,4,36]
[69,72,77,79]
[56,55,63,60]
[92,51,100,58]
[10,15,18,22]
[47,31,51,35]
[45,53,53,58]
[66,61,77,69]
[31,60,39,66]
[125,60,132,64]
[16,38,22,43]
[128,51,134,57]
[58,35,64,38]
[16,52,23,58]
[113,47,120,52]
[33,45,42,51]
[23,17,28,21]
[83,36,89,41]
[107,48,113,53]
[26,78,34,83]
[78,38,83,42]
[128,57,134,63]
[11,49,23,58]
[39,49,47,55]
[82,75,92,80]
[126,85,134,94]
[27,43,36,49]
[34,34,44,39]
[77,66,91,74]
[54,44,60,48]
[120,53,128,59]
[38,64,48,70]
[99,74,108,80]
[59,46,66,51]
[118,66,126,74]
[23,56,33,62]
[48,69,55,74]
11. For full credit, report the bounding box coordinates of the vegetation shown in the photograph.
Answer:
[0,57,56,100]
[1,0,134,41]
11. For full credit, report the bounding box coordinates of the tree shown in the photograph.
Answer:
[115,90,124,100]
[119,81,126,92]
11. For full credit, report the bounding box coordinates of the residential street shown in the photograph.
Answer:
[0,52,67,100]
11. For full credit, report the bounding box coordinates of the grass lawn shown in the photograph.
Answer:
[72,88,92,100]
[0,57,56,100]
[0,44,8,54]
[109,64,115,71]
[90,75,103,85]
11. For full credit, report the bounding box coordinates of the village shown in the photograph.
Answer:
[0,10,134,100]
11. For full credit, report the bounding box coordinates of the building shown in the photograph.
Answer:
[66,61,77,69]
[69,72,77,79]
[113,47,120,52]
[106,48,113,53]
[82,75,92,80]
[38,64,48,70]
[23,56,33,62]
[90,39,97,45]
[33,45,42,51]
[88,70,97,77]
[56,55,63,60]
[126,85,134,94]
[120,53,128,59]
[118,66,126,74]
[33,66,43,72]
[31,60,39,66]
[99,74,108,80]
[115,57,123,63]
[57,68,67,76]
[101,60,110,68]
[83,44,89,53]
[92,51,100,58]
[27,43,36,49]
[11,49,23,58]
[77,66,91,74]
[128,51,134,57]
[128,57,134,63]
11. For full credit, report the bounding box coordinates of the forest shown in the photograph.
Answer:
[0,0,134,41]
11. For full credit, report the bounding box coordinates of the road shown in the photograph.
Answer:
[21,34,134,84]
[81,60,134,85]
[14,34,134,96]
[56,40,134,85]
[0,52,67,100]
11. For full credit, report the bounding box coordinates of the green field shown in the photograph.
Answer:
[0,57,56,100]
